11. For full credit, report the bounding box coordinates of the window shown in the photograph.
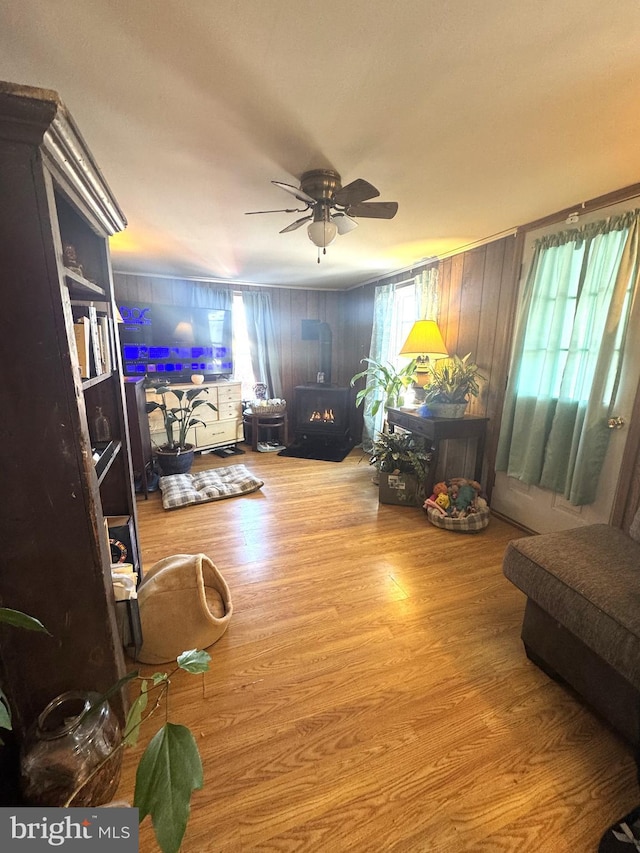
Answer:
[232,291,256,399]
[390,282,416,369]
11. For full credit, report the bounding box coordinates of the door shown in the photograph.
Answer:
[491,200,640,533]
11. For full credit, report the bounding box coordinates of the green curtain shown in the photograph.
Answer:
[496,210,640,505]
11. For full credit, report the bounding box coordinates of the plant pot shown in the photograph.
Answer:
[378,472,422,506]
[20,690,122,806]
[427,401,468,419]
[155,444,195,475]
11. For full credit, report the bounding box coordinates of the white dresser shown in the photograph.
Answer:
[146,380,244,452]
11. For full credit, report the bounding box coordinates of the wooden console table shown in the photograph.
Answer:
[385,408,489,497]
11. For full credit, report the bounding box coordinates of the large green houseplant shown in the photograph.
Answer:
[369,431,430,478]
[0,607,209,853]
[423,353,483,418]
[145,385,217,475]
[370,431,430,506]
[350,357,417,417]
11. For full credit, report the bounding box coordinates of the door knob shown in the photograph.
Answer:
[608,416,625,429]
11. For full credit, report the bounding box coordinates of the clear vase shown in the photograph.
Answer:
[20,690,122,806]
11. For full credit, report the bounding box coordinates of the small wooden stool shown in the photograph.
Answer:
[243,411,288,451]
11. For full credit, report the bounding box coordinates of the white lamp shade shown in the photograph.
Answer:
[399,320,449,360]
[308,218,337,247]
[333,213,358,235]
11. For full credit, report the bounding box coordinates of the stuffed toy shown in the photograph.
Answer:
[435,492,450,510]
[455,483,476,510]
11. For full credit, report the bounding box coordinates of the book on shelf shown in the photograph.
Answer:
[87,305,103,376]
[97,314,112,373]
[72,316,91,379]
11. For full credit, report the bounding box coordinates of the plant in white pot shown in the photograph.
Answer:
[422,354,483,418]
[145,385,217,475]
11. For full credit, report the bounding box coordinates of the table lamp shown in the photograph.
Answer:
[399,320,449,388]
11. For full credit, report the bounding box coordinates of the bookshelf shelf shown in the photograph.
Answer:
[94,439,122,483]
[64,268,107,298]
[82,370,116,391]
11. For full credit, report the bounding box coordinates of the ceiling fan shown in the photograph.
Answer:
[245,169,398,261]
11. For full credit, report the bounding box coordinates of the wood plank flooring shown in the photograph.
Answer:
[117,447,637,852]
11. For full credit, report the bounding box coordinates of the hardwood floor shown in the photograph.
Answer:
[117,447,637,852]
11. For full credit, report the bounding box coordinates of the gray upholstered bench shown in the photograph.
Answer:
[503,520,640,746]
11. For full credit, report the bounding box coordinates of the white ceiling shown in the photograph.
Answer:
[2,0,640,290]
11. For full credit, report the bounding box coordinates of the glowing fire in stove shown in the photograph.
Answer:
[309,408,335,423]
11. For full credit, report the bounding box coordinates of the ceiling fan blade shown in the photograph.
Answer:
[272,180,316,206]
[245,207,307,215]
[333,179,380,206]
[347,201,399,219]
[279,215,312,233]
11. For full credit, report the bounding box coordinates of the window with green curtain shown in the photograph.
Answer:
[496,210,640,506]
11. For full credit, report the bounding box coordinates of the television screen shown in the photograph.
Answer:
[118,302,233,381]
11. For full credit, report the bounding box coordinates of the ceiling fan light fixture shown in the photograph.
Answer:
[333,212,358,235]
[307,212,337,248]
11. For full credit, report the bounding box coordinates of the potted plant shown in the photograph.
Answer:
[422,353,483,418]
[1,606,209,853]
[350,357,417,417]
[145,385,217,475]
[369,431,430,506]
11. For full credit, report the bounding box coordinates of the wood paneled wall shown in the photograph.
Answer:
[436,235,522,494]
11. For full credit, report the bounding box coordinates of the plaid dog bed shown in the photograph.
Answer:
[159,465,264,510]
[426,505,490,532]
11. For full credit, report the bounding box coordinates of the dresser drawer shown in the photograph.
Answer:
[195,419,237,447]
[217,383,241,403]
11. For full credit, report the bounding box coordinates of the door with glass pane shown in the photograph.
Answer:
[492,200,640,533]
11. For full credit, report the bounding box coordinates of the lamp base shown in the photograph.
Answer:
[412,370,431,389]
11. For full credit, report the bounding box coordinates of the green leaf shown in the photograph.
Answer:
[79,669,139,727]
[186,388,207,402]
[177,649,211,674]
[0,688,12,732]
[123,681,149,747]
[134,722,203,853]
[0,608,50,634]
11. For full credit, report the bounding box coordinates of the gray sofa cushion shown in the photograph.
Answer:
[503,524,640,688]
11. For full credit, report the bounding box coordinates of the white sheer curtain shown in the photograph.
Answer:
[241,290,283,399]
[361,283,395,451]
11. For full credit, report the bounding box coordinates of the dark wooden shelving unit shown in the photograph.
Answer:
[0,82,141,799]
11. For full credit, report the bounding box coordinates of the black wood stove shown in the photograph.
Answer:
[292,385,351,445]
